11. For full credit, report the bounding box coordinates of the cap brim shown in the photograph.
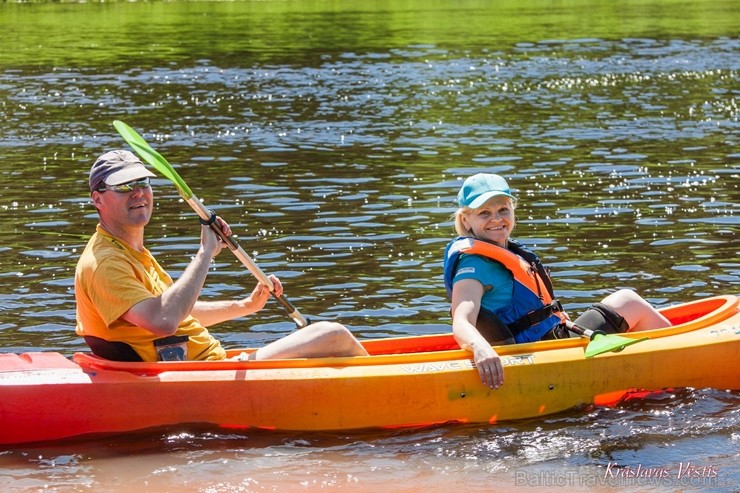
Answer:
[466,190,517,209]
[105,166,156,186]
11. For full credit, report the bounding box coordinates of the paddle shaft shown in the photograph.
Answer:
[564,320,602,340]
[112,121,310,329]
[185,196,309,328]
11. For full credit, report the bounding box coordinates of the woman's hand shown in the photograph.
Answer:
[471,342,504,389]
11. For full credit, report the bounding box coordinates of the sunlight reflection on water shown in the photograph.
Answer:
[0,1,738,492]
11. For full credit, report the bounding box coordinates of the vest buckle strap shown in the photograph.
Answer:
[508,300,562,334]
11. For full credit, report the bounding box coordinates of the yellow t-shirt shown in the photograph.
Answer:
[75,225,226,362]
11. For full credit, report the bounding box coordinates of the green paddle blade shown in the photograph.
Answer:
[113,120,193,199]
[584,333,649,358]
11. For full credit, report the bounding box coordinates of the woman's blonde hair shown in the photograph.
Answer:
[453,208,472,237]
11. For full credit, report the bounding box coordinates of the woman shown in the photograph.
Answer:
[444,173,670,389]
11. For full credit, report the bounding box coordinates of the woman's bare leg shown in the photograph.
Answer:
[601,289,671,332]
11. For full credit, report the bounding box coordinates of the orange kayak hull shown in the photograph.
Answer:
[1,295,738,445]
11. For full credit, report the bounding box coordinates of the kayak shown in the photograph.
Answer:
[1,294,738,445]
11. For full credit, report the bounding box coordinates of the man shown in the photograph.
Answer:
[75,149,368,362]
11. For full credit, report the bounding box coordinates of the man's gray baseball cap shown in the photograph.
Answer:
[89,150,155,192]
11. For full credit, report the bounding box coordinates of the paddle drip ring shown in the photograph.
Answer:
[199,210,217,226]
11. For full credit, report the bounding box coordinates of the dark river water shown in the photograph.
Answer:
[0,1,738,491]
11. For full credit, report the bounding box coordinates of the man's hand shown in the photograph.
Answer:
[248,275,282,311]
[201,216,232,258]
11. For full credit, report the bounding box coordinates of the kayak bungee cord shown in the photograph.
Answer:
[113,120,309,329]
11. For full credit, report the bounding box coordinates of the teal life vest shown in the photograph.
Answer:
[443,237,563,343]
